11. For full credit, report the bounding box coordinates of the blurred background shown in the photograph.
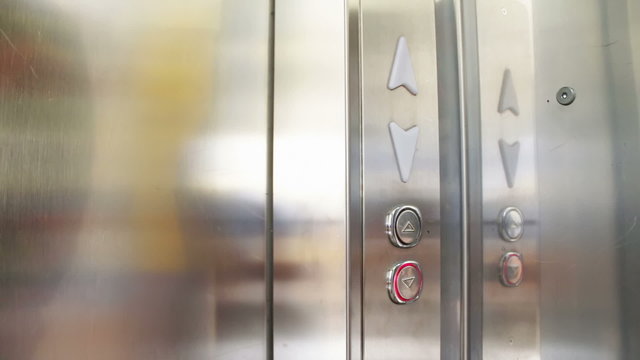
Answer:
[0,0,269,358]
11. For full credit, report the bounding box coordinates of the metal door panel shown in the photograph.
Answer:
[272,1,347,359]
[0,1,270,358]
[4,1,640,359]
[532,0,639,358]
[433,0,465,358]
[471,0,640,359]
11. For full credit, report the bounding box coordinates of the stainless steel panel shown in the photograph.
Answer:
[347,1,364,359]
[360,0,441,358]
[456,0,485,358]
[475,1,540,359]
[622,4,640,357]
[532,0,640,359]
[0,1,270,358]
[472,0,640,359]
[434,0,464,357]
[272,0,347,359]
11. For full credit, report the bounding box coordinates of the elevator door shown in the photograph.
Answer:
[469,0,640,359]
[2,1,640,360]
[0,1,271,359]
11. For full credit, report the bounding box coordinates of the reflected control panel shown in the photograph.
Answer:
[496,68,526,288]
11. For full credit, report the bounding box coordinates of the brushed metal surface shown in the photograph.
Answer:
[456,0,485,358]
[475,1,540,359]
[434,0,464,358]
[0,1,270,359]
[360,0,441,358]
[473,0,640,359]
[272,1,347,359]
[620,3,640,357]
[347,0,364,359]
[532,0,639,359]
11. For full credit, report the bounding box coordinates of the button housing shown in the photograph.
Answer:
[385,205,423,248]
[499,252,524,287]
[498,206,524,242]
[387,261,423,304]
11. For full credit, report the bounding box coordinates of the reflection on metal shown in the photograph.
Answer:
[3,0,638,359]
[498,68,520,115]
[386,261,424,304]
[498,206,524,242]
[455,0,483,358]
[499,252,524,287]
[556,86,576,106]
[386,205,423,248]
[387,36,419,95]
[498,139,521,188]
[0,1,270,358]
[272,1,347,359]
[389,122,420,183]
[476,1,540,359]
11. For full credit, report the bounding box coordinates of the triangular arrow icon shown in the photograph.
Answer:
[499,139,520,188]
[498,69,519,116]
[401,221,416,233]
[387,36,418,95]
[402,277,416,289]
[389,122,419,183]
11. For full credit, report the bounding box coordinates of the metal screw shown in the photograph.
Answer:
[556,86,576,105]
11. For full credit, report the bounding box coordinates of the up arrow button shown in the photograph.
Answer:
[401,221,416,233]
[387,36,418,95]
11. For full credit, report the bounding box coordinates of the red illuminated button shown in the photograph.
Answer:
[387,261,423,304]
[499,252,523,287]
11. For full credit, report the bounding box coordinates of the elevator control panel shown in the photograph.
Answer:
[360,0,440,351]
[386,205,423,248]
[387,261,423,304]
[495,69,527,288]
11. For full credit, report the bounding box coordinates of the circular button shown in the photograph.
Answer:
[387,261,423,304]
[499,252,523,287]
[395,209,421,245]
[386,205,423,248]
[498,207,524,242]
